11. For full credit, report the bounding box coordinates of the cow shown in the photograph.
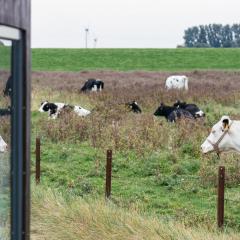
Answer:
[201,116,240,155]
[154,103,194,122]
[39,101,91,119]
[81,79,104,92]
[165,75,188,90]
[0,135,7,153]
[173,100,205,118]
[126,101,142,113]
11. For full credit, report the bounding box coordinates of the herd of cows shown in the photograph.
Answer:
[1,75,240,157]
[38,76,204,122]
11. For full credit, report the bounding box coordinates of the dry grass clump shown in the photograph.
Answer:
[31,186,239,240]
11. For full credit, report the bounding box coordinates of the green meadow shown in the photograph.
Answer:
[32,48,240,71]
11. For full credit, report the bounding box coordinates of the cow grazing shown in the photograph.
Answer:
[39,101,91,119]
[201,116,240,155]
[81,79,104,92]
[154,103,194,122]
[173,100,205,118]
[165,75,188,90]
[0,136,7,153]
[126,101,142,113]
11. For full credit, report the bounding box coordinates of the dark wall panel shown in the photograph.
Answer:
[0,0,30,30]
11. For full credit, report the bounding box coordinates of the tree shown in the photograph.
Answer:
[183,23,240,48]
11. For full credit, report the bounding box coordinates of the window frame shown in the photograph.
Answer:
[0,24,30,240]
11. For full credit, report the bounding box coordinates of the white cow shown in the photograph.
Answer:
[0,135,8,153]
[165,75,188,90]
[201,116,240,154]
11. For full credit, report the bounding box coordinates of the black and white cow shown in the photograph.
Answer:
[81,79,104,92]
[154,103,194,122]
[39,101,91,119]
[173,100,205,118]
[126,101,142,113]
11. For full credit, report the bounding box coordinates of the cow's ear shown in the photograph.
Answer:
[222,118,230,130]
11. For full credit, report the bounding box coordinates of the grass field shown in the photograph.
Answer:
[29,69,240,239]
[2,47,240,239]
[32,48,240,71]
[2,47,240,71]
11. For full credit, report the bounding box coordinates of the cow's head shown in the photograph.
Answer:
[39,101,49,112]
[0,135,8,153]
[154,103,166,116]
[201,116,233,154]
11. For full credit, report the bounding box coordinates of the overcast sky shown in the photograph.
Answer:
[32,0,240,48]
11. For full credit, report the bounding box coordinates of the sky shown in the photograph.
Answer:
[32,0,240,48]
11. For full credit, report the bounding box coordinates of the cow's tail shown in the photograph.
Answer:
[101,81,104,89]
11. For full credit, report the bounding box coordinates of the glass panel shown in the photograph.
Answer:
[0,26,20,41]
[0,38,11,240]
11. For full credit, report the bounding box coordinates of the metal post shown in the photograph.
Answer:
[35,137,41,184]
[105,150,112,199]
[217,166,225,228]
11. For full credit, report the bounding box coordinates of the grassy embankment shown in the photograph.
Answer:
[31,48,240,71]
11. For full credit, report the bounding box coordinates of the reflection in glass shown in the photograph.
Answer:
[0,39,11,240]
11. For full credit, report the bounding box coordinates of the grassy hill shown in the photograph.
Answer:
[2,47,240,71]
[32,48,240,71]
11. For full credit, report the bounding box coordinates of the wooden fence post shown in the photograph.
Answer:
[105,150,112,199]
[217,166,225,229]
[35,137,41,184]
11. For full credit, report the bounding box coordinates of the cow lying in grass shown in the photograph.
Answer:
[173,100,205,118]
[0,136,7,153]
[126,101,142,113]
[201,116,239,154]
[154,103,194,122]
[39,101,91,119]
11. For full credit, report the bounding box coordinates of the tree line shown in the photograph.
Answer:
[183,24,240,48]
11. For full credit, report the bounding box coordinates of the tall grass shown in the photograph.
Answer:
[31,186,239,240]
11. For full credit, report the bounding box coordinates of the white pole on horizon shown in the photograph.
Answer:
[94,38,98,48]
[85,28,89,48]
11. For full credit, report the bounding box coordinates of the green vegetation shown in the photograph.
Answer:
[30,70,240,239]
[32,48,240,71]
[2,46,240,71]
